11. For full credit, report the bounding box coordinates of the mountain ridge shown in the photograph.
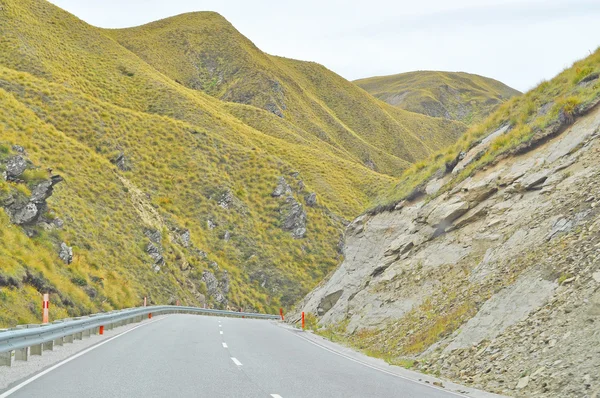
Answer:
[355,70,521,125]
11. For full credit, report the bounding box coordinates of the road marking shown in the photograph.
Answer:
[222,342,228,348]
[220,331,223,335]
[219,325,222,328]
[231,357,242,366]
[271,395,283,398]
[0,316,167,398]
[291,332,469,398]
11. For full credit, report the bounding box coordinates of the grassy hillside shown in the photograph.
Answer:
[106,13,466,175]
[371,49,600,211]
[355,71,520,125]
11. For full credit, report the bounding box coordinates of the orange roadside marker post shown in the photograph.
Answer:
[301,312,305,330]
[42,294,49,324]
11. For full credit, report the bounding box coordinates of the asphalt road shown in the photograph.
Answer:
[2,315,461,398]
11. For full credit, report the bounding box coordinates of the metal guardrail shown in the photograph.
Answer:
[0,305,280,364]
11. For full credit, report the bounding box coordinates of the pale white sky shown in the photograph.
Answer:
[47,0,600,92]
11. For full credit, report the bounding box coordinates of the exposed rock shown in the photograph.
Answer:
[11,145,25,154]
[5,155,27,180]
[146,242,164,266]
[173,228,191,247]
[223,230,231,241]
[305,192,317,207]
[202,270,227,305]
[426,197,469,228]
[593,272,600,283]
[207,219,217,230]
[317,290,343,316]
[281,195,307,238]
[218,189,234,209]
[52,217,64,229]
[58,242,73,265]
[30,176,63,203]
[7,202,40,225]
[516,376,530,389]
[272,176,291,197]
[144,228,162,244]
[111,152,131,171]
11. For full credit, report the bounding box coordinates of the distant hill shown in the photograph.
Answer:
[355,71,520,125]
[106,13,466,174]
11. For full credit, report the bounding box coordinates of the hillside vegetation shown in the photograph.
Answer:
[355,71,520,125]
[0,0,485,326]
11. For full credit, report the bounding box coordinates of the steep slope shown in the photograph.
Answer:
[355,71,520,125]
[106,13,466,174]
[294,50,600,398]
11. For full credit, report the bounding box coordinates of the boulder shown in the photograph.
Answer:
[5,155,27,179]
[8,202,40,225]
[317,290,343,316]
[59,242,73,265]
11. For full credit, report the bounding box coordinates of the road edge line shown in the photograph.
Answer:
[0,316,168,397]
[289,330,469,398]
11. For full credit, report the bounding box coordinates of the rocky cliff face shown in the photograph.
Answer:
[295,104,600,398]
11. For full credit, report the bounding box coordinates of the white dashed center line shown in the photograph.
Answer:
[271,394,283,398]
[220,331,223,335]
[222,342,228,348]
[231,357,242,366]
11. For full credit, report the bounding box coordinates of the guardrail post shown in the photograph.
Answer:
[83,328,91,338]
[74,331,83,340]
[43,340,54,351]
[15,346,30,361]
[64,334,74,344]
[0,350,15,367]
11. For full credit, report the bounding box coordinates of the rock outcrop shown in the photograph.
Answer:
[294,104,600,398]
[272,176,307,238]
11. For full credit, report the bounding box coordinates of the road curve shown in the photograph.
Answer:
[2,315,460,398]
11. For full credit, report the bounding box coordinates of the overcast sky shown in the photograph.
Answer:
[47,0,600,92]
